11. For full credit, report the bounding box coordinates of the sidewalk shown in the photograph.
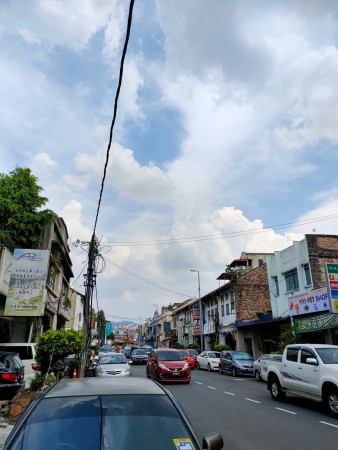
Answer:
[0,419,13,449]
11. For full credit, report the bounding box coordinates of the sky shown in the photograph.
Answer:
[1,0,338,324]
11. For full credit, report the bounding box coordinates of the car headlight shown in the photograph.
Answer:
[159,363,169,371]
[184,363,190,370]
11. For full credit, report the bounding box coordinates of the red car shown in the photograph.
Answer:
[179,350,196,369]
[146,348,191,384]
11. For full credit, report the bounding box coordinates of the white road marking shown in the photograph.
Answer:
[245,398,261,404]
[319,421,338,429]
[195,381,203,384]
[223,391,235,396]
[207,386,216,390]
[275,407,297,415]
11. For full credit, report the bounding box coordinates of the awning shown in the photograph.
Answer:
[293,312,338,334]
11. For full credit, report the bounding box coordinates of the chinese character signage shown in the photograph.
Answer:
[288,287,329,316]
[324,263,338,314]
[4,249,49,316]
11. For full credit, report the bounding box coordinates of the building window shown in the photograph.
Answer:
[272,276,279,296]
[285,268,299,292]
[258,259,264,266]
[226,304,230,315]
[221,297,224,316]
[304,263,312,286]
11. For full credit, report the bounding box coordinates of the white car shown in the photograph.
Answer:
[196,351,221,371]
[253,354,282,381]
[95,352,131,377]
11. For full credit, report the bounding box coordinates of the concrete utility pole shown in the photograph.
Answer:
[80,234,98,377]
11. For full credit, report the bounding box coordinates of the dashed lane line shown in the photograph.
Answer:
[275,407,297,415]
[319,421,338,429]
[223,391,235,396]
[245,398,261,404]
[195,381,203,384]
[207,386,216,390]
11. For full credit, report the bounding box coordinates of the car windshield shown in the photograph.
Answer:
[188,349,198,355]
[233,353,252,360]
[315,347,338,364]
[100,355,127,365]
[207,352,220,358]
[157,351,185,361]
[178,351,188,358]
[133,349,147,355]
[10,395,196,450]
[100,347,112,353]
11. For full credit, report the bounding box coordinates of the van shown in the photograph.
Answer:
[0,343,37,388]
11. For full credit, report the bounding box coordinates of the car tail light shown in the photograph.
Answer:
[1,373,17,382]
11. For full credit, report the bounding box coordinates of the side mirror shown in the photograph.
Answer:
[202,432,224,450]
[305,357,318,366]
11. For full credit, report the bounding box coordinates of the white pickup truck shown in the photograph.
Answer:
[266,343,338,417]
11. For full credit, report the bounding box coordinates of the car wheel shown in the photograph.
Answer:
[196,361,200,369]
[324,387,338,418]
[232,367,237,377]
[269,376,286,401]
[219,365,223,375]
[207,363,211,372]
[255,370,261,381]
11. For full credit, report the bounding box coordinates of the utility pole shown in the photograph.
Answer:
[80,234,98,377]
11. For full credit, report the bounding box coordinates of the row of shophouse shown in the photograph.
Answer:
[142,234,338,359]
[0,218,85,343]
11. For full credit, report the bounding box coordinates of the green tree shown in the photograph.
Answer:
[97,310,106,344]
[35,328,85,375]
[0,167,57,251]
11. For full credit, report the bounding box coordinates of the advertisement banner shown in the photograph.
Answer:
[324,263,338,314]
[288,287,329,316]
[105,321,113,336]
[4,249,49,316]
[0,248,13,296]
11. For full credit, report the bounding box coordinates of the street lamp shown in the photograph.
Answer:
[190,269,203,351]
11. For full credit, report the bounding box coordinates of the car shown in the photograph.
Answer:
[178,349,196,369]
[253,354,282,381]
[146,348,191,384]
[3,377,224,450]
[123,346,131,358]
[0,351,25,400]
[0,343,37,389]
[98,346,113,356]
[187,348,200,361]
[196,351,221,371]
[130,347,149,365]
[219,350,254,377]
[95,352,131,377]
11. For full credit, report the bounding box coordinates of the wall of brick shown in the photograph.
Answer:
[234,264,271,322]
[306,234,338,288]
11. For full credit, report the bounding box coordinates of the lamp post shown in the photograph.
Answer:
[190,269,203,351]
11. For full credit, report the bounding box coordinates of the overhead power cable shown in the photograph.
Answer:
[104,213,338,247]
[93,0,135,236]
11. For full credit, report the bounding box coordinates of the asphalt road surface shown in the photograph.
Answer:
[130,362,338,450]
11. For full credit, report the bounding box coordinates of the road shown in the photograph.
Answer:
[130,363,338,450]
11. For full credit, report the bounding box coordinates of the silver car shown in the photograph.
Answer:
[253,354,282,381]
[96,352,131,377]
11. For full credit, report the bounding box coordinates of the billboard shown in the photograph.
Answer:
[0,248,13,296]
[288,287,329,316]
[324,263,338,314]
[4,249,49,316]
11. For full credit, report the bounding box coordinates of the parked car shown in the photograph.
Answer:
[146,348,191,384]
[130,348,149,365]
[0,343,36,389]
[3,377,224,449]
[0,351,25,400]
[178,350,196,369]
[219,350,254,377]
[95,352,131,378]
[187,348,200,361]
[253,354,282,381]
[196,351,221,372]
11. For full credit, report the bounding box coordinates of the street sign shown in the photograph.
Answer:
[324,263,338,313]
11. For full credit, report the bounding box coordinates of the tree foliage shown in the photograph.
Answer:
[35,328,85,375]
[0,167,57,251]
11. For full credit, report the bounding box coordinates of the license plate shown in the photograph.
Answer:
[172,372,180,376]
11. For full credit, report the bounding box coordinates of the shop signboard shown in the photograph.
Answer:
[324,263,338,314]
[4,249,49,316]
[288,286,329,316]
